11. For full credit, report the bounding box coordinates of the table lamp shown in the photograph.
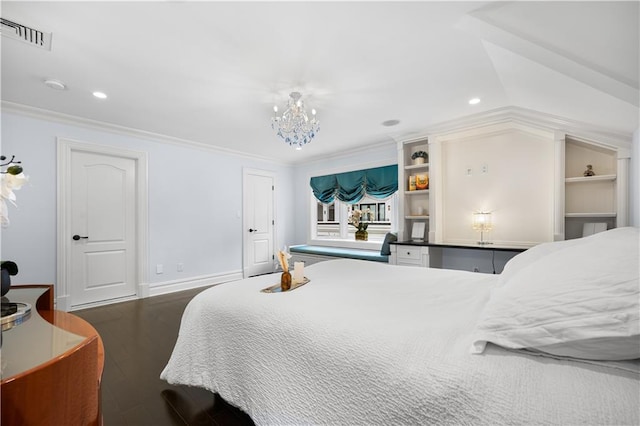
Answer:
[472,212,492,245]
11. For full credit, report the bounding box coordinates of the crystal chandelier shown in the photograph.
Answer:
[271,92,320,149]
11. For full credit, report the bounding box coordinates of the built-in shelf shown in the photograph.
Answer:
[565,212,617,218]
[564,137,622,241]
[565,174,616,183]
[399,138,430,243]
[404,163,430,170]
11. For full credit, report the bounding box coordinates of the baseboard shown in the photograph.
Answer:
[56,294,70,312]
[148,270,243,297]
[68,295,139,312]
[57,270,243,311]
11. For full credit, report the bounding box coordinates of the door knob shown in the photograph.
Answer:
[72,235,89,241]
[248,228,257,233]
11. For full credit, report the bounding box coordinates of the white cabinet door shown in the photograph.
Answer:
[390,244,429,267]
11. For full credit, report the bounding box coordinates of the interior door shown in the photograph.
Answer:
[69,151,137,307]
[243,169,275,277]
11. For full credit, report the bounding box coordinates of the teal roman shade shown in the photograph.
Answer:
[310,164,398,204]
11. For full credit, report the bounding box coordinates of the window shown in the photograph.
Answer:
[313,194,397,243]
[309,164,399,246]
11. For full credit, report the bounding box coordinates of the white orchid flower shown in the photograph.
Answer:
[0,168,29,227]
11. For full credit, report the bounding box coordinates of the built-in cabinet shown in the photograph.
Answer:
[397,138,430,243]
[389,109,632,268]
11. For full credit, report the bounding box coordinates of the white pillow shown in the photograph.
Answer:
[497,234,590,286]
[472,227,640,361]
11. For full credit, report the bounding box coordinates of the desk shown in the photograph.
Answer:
[1,285,104,425]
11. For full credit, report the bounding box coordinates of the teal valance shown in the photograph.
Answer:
[310,164,398,204]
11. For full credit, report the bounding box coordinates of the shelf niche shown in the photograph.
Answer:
[564,137,618,240]
[398,138,430,242]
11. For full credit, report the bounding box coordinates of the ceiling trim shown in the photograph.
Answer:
[3,101,632,164]
[299,139,396,168]
[420,106,633,151]
[1,101,290,165]
[1,100,399,167]
[456,13,639,107]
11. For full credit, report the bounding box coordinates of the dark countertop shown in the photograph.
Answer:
[390,241,528,252]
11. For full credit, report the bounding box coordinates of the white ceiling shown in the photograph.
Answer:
[2,1,638,163]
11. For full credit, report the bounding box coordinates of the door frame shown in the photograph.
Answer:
[242,168,277,278]
[56,138,149,311]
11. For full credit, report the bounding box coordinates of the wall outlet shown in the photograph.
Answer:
[177,263,184,272]
[156,264,163,274]
[481,164,488,174]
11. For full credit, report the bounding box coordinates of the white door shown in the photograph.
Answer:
[243,169,275,277]
[69,151,137,307]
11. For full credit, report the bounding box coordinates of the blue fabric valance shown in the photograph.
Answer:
[310,164,398,204]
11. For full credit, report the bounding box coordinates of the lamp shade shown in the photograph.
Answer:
[472,212,492,231]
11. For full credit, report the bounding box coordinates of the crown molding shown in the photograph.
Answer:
[297,137,396,168]
[3,101,633,165]
[418,106,634,151]
[1,101,289,165]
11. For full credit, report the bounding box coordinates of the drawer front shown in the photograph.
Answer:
[397,247,421,260]
[397,259,422,267]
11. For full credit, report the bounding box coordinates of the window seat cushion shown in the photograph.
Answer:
[289,245,389,263]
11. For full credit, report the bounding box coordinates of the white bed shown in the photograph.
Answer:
[161,227,640,425]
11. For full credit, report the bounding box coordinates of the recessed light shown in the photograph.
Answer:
[92,91,107,99]
[469,98,481,105]
[382,119,400,127]
[43,79,66,90]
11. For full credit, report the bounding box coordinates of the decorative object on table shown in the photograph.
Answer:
[415,173,429,190]
[411,222,426,242]
[293,261,305,284]
[408,175,416,191]
[271,92,320,150]
[277,250,292,291]
[472,211,493,245]
[1,261,18,297]
[583,164,596,177]
[1,155,28,228]
[281,270,291,291]
[411,150,428,165]
[349,208,368,241]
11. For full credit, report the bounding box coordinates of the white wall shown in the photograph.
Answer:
[631,128,639,227]
[434,124,556,245]
[1,111,296,296]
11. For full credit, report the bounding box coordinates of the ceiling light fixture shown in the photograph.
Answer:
[92,91,107,99]
[272,92,319,149]
[469,97,481,105]
[43,79,66,90]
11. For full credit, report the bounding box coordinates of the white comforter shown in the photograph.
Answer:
[161,259,640,425]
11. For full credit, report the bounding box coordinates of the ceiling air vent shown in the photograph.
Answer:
[0,18,52,50]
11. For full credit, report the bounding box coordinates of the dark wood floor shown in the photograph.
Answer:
[74,287,255,426]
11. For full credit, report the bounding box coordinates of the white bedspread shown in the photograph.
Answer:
[161,259,640,425]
